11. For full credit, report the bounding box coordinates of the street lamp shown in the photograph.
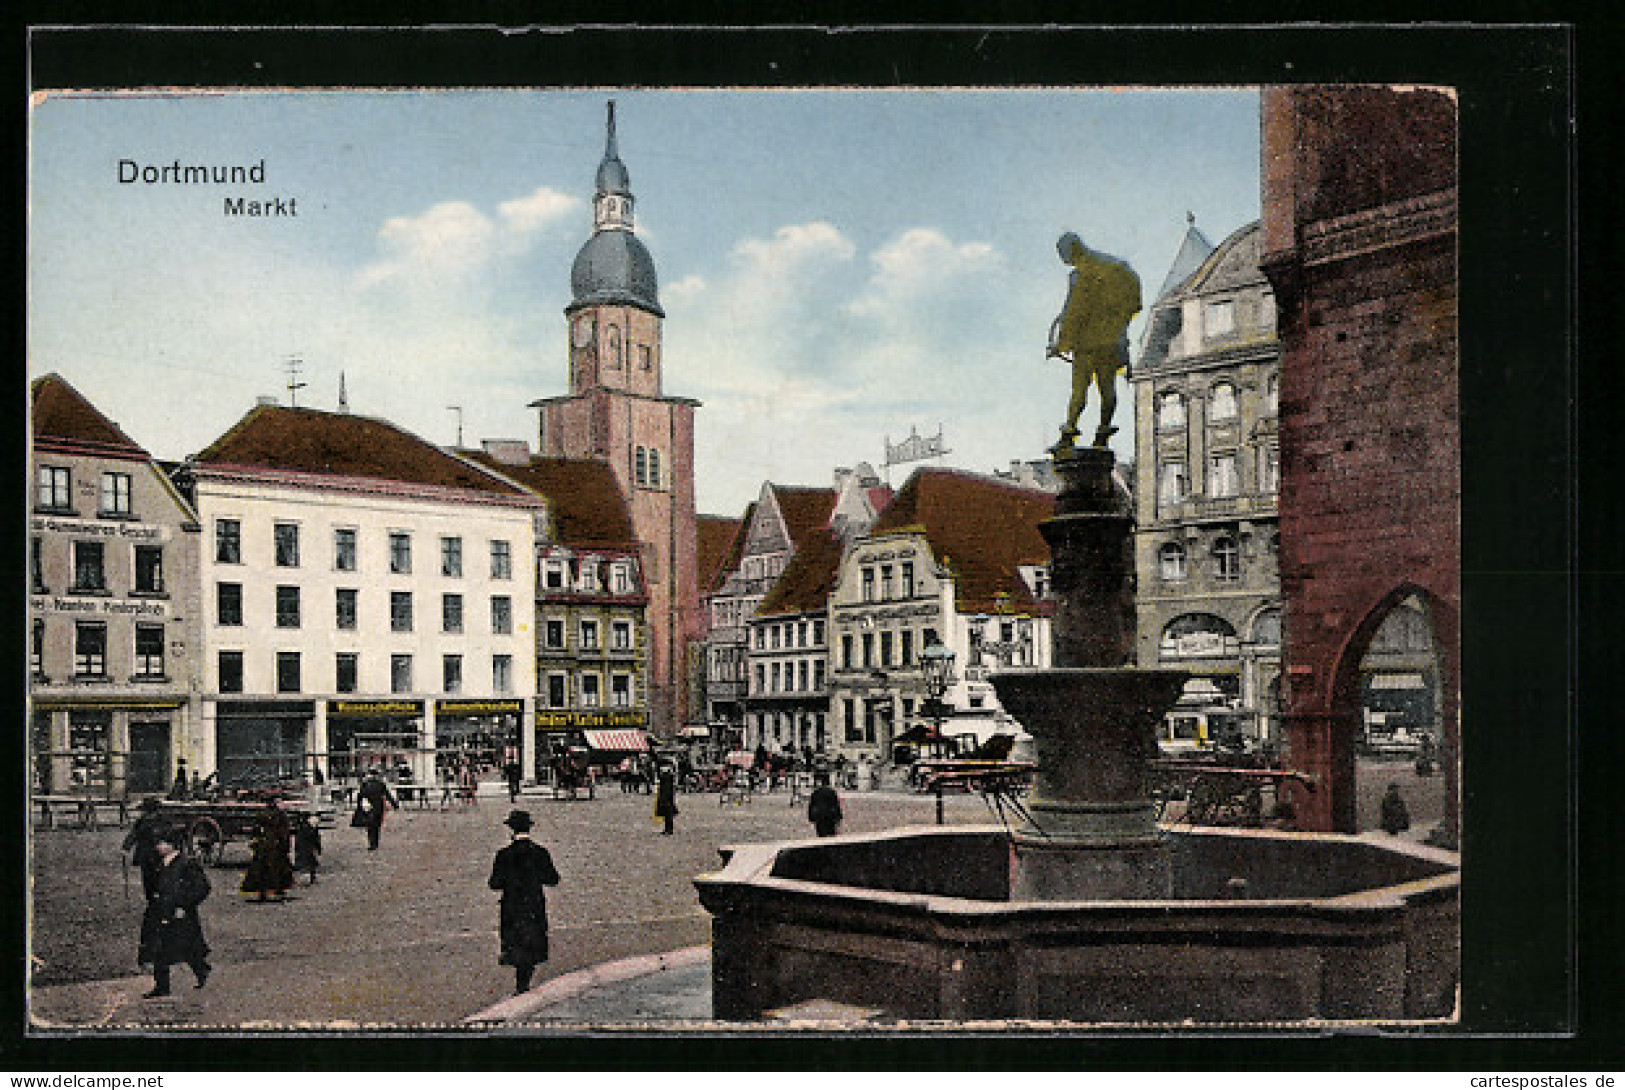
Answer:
[920,641,956,824]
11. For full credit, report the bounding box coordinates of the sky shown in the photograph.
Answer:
[28,88,1261,515]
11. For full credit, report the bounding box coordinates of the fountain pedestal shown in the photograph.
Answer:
[995,446,1188,900]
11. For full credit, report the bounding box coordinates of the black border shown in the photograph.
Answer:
[10,16,1601,1074]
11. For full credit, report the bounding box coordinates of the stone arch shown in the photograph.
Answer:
[1321,581,1460,838]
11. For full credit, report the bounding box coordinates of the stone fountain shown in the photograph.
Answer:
[693,248,1458,1025]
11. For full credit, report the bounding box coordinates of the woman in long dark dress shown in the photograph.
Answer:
[653,767,679,835]
[488,809,560,994]
[240,800,295,901]
[137,825,212,997]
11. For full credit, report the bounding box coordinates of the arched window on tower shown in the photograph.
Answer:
[607,325,623,369]
[648,449,661,488]
[634,446,647,486]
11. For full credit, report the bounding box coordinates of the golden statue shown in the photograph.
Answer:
[1046,232,1142,451]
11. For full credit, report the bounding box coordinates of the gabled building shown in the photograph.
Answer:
[465,441,651,770]
[745,526,845,755]
[30,375,203,799]
[177,404,544,787]
[1131,218,1283,747]
[685,513,745,739]
[828,468,1054,764]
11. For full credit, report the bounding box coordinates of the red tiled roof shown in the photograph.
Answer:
[705,501,756,594]
[869,467,1055,614]
[464,453,635,547]
[696,514,744,594]
[32,374,146,456]
[757,525,846,617]
[192,405,531,497]
[772,486,837,549]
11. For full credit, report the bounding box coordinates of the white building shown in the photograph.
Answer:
[176,404,544,787]
[827,467,1054,764]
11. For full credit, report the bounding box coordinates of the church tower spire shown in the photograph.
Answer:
[594,100,634,232]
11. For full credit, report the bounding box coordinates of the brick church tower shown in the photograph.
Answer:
[531,102,700,736]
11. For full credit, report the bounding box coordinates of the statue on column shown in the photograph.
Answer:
[1046,232,1142,452]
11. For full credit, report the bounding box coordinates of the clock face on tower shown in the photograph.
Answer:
[572,314,595,349]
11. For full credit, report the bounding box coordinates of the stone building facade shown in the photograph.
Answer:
[30,375,204,799]
[1131,219,1283,747]
[1260,85,1460,837]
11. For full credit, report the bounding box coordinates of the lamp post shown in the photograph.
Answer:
[920,641,956,824]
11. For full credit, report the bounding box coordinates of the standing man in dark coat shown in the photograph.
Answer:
[122,798,166,900]
[137,825,211,998]
[240,799,295,901]
[653,766,679,835]
[355,768,398,851]
[1380,782,1412,836]
[807,773,844,837]
[504,757,523,803]
[488,809,560,994]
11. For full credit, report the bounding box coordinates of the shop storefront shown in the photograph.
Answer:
[535,709,648,776]
[215,699,314,789]
[31,698,188,799]
[434,698,524,781]
[323,699,427,784]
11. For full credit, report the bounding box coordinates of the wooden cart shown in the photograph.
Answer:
[1149,759,1316,827]
[156,796,319,866]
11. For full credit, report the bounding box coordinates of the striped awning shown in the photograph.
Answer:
[581,729,649,752]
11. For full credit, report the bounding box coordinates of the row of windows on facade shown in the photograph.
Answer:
[539,670,638,710]
[36,465,136,516]
[541,556,637,595]
[34,539,166,596]
[753,658,829,696]
[1155,534,1279,583]
[1157,446,1280,506]
[213,520,515,579]
[752,617,828,652]
[579,319,653,372]
[839,696,925,744]
[214,649,518,696]
[858,561,917,603]
[33,619,169,681]
[757,710,828,749]
[1154,377,1279,431]
[217,584,518,635]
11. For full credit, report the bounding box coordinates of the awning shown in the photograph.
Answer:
[677,726,710,739]
[581,729,649,753]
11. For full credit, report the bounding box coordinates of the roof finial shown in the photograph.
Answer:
[338,370,349,413]
[1187,210,1196,227]
[605,99,618,159]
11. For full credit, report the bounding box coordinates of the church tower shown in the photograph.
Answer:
[531,101,701,736]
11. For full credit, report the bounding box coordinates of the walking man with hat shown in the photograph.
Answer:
[488,809,560,995]
[137,824,212,998]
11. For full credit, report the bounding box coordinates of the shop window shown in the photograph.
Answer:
[611,620,632,650]
[443,654,463,694]
[493,654,513,694]
[73,541,106,592]
[580,674,601,708]
[442,593,464,634]
[580,619,600,651]
[1160,542,1188,581]
[134,624,165,678]
[38,465,71,511]
[391,591,414,632]
[215,519,241,564]
[100,472,132,516]
[611,674,632,708]
[134,545,164,594]
[336,588,358,630]
[274,523,301,567]
[491,595,512,635]
[390,654,413,694]
[490,539,512,580]
[441,536,463,577]
[218,651,244,693]
[276,652,302,693]
[336,652,358,694]
[74,622,107,677]
[68,714,111,792]
[1213,536,1240,582]
[276,585,301,628]
[334,528,357,571]
[218,582,243,626]
[389,531,412,574]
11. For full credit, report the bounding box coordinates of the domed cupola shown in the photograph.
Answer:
[569,100,663,317]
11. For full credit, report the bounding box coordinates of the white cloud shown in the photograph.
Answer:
[356,200,496,288]
[664,274,707,306]
[497,186,580,236]
[847,227,1003,318]
[730,221,856,277]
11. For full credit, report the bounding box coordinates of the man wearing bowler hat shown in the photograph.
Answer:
[488,809,560,994]
[136,824,212,998]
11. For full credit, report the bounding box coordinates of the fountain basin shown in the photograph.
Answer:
[695,824,1458,1024]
